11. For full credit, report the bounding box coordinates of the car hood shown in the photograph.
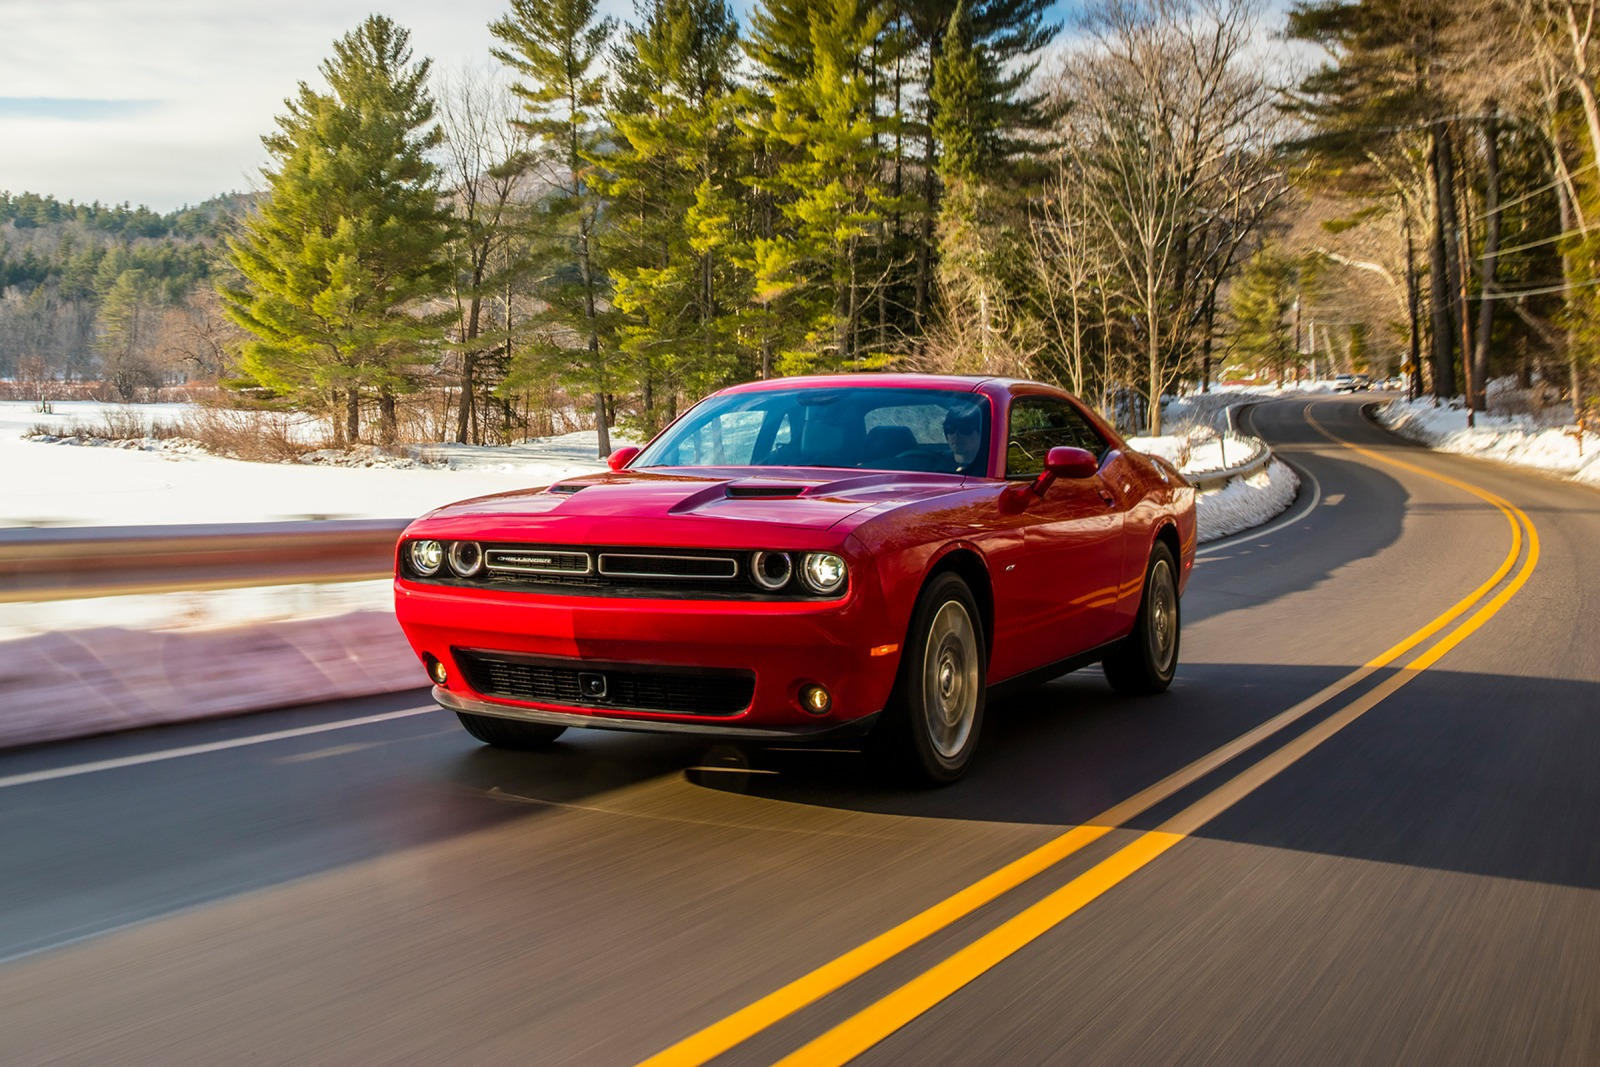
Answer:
[412,467,970,541]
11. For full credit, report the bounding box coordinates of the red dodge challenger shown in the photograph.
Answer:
[394,374,1195,784]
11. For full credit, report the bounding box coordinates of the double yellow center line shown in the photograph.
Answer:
[642,404,1539,1066]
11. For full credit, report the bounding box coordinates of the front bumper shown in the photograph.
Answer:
[434,687,879,739]
[395,579,904,734]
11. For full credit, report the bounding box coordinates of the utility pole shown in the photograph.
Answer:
[1456,223,1476,429]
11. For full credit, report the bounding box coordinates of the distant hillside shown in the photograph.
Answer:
[0,190,254,390]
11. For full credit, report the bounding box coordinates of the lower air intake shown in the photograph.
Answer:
[453,650,755,717]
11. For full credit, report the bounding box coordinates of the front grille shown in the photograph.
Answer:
[597,552,739,579]
[485,548,591,575]
[454,650,755,717]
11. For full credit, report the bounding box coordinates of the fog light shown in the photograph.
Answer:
[801,684,831,715]
[427,656,447,685]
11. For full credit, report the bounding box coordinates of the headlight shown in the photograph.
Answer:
[409,539,444,576]
[750,550,793,591]
[801,552,847,594]
[448,540,483,577]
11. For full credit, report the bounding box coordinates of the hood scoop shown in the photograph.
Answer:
[546,482,588,495]
[726,483,808,499]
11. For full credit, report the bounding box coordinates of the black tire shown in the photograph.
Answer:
[1103,543,1180,696]
[871,572,987,786]
[456,711,567,749]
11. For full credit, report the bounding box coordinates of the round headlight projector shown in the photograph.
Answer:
[448,540,483,577]
[750,550,793,591]
[801,552,848,594]
[409,539,444,576]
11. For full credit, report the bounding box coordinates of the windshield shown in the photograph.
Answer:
[633,386,993,475]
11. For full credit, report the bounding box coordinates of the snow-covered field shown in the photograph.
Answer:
[3,400,625,527]
[1378,396,1600,488]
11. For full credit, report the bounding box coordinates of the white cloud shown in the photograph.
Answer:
[0,0,636,210]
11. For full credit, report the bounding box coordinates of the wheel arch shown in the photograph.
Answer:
[1153,521,1181,568]
[924,545,995,666]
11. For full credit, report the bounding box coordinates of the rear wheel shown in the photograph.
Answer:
[456,711,567,749]
[1103,543,1180,696]
[872,572,986,785]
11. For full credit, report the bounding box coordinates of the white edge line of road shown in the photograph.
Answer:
[1195,402,1323,557]
[0,705,440,790]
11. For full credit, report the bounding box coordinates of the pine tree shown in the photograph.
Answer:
[1287,0,1464,399]
[598,0,747,434]
[221,15,452,446]
[932,1,1016,371]
[747,0,899,374]
[491,0,617,456]
[900,0,1059,333]
[97,268,162,400]
[1228,249,1303,385]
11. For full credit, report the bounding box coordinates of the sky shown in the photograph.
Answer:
[0,1,1092,213]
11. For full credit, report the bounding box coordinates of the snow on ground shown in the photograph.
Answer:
[1378,396,1600,487]
[2,400,624,527]
[1194,459,1299,542]
[1,580,393,643]
[1126,429,1264,474]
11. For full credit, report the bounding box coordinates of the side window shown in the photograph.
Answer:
[1005,396,1107,478]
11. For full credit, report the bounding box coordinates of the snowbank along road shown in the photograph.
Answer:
[1,395,1595,1064]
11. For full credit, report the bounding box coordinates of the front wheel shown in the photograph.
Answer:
[456,711,567,749]
[1103,543,1180,696]
[872,572,987,785]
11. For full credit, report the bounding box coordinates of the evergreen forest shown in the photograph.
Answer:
[3,0,1599,448]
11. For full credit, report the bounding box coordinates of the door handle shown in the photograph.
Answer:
[1097,485,1117,507]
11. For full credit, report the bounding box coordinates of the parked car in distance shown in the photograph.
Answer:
[1334,373,1372,393]
[393,374,1197,784]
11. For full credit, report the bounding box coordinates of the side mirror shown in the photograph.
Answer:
[1044,446,1099,480]
[1028,446,1099,497]
[607,446,640,471]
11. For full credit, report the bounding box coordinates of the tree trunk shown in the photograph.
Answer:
[331,390,347,448]
[592,390,609,458]
[1441,125,1470,402]
[1557,175,1584,423]
[1146,258,1162,435]
[1426,128,1458,397]
[345,388,360,445]
[1403,199,1423,400]
[1472,104,1500,413]
[378,387,397,448]
[455,351,476,445]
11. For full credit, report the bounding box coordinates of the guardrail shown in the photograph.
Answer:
[1181,402,1274,491]
[0,519,408,603]
[1186,438,1272,490]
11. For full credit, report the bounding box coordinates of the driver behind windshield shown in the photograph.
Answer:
[944,404,987,475]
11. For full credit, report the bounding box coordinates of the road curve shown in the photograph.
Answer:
[2,396,1597,1065]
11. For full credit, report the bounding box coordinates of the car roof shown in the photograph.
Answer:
[714,373,1037,395]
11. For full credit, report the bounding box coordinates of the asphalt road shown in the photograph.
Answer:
[3,396,1597,1065]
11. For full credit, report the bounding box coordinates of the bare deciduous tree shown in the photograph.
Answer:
[437,68,541,444]
[1053,0,1289,431]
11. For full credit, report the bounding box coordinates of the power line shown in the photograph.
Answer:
[1484,157,1600,218]
[1484,226,1587,259]
[1479,276,1600,301]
